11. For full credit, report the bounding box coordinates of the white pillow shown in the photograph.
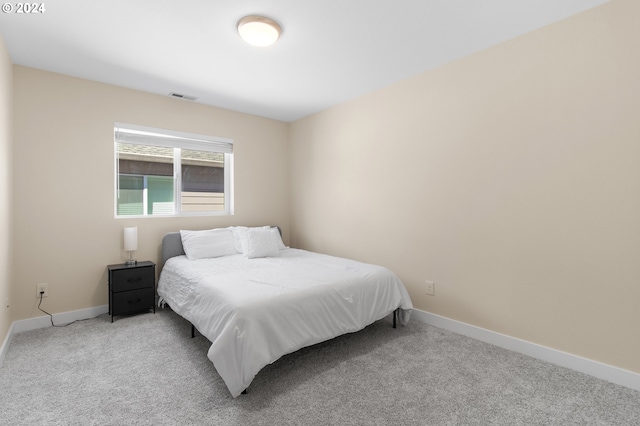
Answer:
[270,227,287,250]
[244,227,280,259]
[180,228,237,260]
[230,226,287,255]
[230,226,249,253]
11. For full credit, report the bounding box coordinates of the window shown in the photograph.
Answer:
[114,123,233,217]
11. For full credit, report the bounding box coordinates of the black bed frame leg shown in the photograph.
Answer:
[393,309,398,329]
[191,323,196,338]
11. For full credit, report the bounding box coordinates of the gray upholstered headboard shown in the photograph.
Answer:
[160,226,282,271]
[161,232,185,268]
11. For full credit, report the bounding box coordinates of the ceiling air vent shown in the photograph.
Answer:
[169,92,198,101]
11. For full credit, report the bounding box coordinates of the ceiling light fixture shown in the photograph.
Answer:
[237,15,282,47]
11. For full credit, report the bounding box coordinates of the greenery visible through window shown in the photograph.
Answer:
[114,124,233,217]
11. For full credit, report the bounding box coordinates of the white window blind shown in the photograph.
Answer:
[114,123,233,153]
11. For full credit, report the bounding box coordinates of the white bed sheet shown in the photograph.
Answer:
[158,248,413,397]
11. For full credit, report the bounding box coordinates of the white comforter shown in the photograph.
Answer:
[157,248,413,397]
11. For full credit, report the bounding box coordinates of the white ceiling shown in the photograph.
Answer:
[0,0,609,122]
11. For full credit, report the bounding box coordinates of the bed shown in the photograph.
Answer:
[157,226,413,397]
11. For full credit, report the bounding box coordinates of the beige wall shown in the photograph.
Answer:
[0,35,13,345]
[290,0,640,373]
[12,66,289,320]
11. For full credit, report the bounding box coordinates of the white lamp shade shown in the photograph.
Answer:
[124,227,138,251]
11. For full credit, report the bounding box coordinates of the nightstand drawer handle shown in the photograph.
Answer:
[127,277,142,283]
[128,298,142,304]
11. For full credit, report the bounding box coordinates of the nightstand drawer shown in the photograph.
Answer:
[111,288,155,316]
[111,266,154,292]
[107,261,156,322]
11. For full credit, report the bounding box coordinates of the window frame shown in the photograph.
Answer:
[114,123,234,218]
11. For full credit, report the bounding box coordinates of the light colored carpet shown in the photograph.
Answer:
[1,308,638,425]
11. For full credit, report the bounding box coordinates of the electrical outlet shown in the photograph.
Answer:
[425,280,435,296]
[36,283,49,298]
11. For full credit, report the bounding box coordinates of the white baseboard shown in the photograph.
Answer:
[0,304,109,367]
[0,321,14,367]
[411,308,640,392]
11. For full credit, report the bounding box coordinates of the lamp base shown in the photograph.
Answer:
[125,260,137,266]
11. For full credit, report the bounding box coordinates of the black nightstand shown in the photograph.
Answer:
[107,261,156,322]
